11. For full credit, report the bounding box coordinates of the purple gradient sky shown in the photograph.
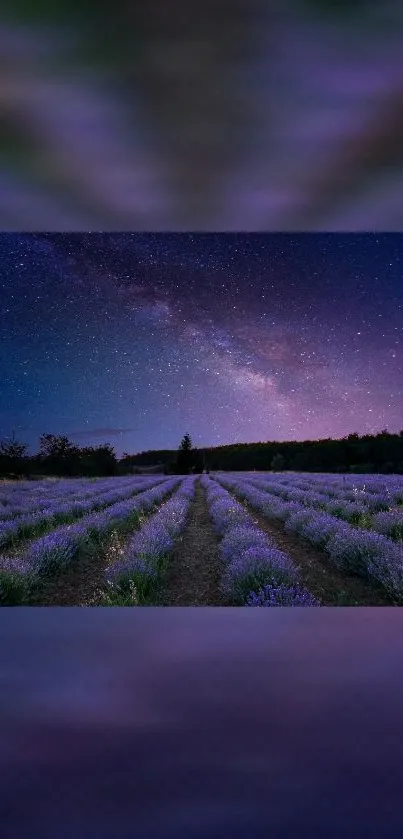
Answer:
[1,609,403,838]
[1,232,403,454]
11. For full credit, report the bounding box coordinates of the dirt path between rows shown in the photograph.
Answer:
[28,535,125,606]
[25,487,178,606]
[159,479,225,606]
[233,494,393,606]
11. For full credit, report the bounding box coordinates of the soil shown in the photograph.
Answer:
[159,479,225,605]
[28,537,122,606]
[233,495,394,606]
[19,486,179,607]
[13,475,393,607]
[28,480,224,606]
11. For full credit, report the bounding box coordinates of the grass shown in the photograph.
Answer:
[0,570,30,606]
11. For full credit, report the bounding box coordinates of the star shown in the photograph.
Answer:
[0,232,402,454]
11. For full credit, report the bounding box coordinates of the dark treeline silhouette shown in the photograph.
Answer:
[122,430,403,476]
[120,434,205,476]
[172,433,204,475]
[120,449,174,475]
[2,429,403,479]
[0,433,118,479]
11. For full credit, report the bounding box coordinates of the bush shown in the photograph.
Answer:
[221,546,298,604]
[0,569,29,605]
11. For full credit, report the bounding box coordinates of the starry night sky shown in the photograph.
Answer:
[1,232,402,455]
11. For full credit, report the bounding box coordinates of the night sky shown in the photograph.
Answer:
[1,232,403,455]
[2,608,403,838]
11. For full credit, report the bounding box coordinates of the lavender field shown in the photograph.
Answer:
[1,472,403,606]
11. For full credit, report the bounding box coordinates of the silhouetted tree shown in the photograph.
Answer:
[38,433,79,476]
[271,452,285,471]
[0,432,28,460]
[12,427,403,478]
[39,433,76,459]
[176,432,193,475]
[80,444,118,476]
[0,432,28,477]
[191,447,204,474]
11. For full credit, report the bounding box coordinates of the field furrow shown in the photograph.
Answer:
[0,477,180,605]
[203,476,318,606]
[216,478,391,606]
[104,477,198,605]
[216,473,403,603]
[2,471,403,606]
[159,478,224,606]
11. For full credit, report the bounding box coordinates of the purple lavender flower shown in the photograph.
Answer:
[203,476,309,605]
[177,477,197,501]
[250,494,289,521]
[26,531,80,574]
[129,519,174,560]
[209,497,250,531]
[0,554,32,576]
[284,508,315,536]
[0,520,20,548]
[325,526,403,598]
[372,510,403,542]
[159,497,190,535]
[326,499,368,523]
[106,557,157,588]
[105,478,194,591]
[0,477,168,548]
[246,583,320,607]
[298,512,346,548]
[221,545,299,603]
[219,476,295,522]
[220,525,274,563]
[365,493,394,513]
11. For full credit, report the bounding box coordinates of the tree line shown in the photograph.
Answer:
[0,433,119,479]
[0,431,204,479]
[1,429,403,479]
[117,430,403,475]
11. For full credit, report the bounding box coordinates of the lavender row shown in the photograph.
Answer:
[227,475,403,531]
[0,478,181,580]
[104,477,197,602]
[284,509,403,600]
[0,474,151,507]
[0,480,136,522]
[201,476,318,607]
[244,475,403,539]
[253,473,403,507]
[267,471,403,489]
[0,477,168,550]
[244,475,396,519]
[0,476,115,507]
[217,475,403,602]
[237,471,385,521]
[0,476,157,520]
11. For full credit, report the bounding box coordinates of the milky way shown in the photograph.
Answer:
[1,233,402,454]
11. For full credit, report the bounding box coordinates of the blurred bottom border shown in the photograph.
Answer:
[1,607,403,838]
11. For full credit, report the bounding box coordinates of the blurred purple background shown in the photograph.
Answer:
[1,1,403,229]
[1,608,403,837]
